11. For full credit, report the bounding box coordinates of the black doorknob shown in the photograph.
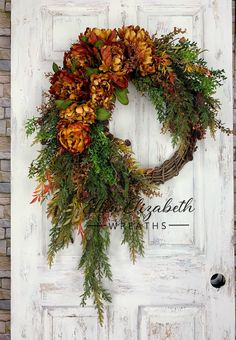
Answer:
[210,273,226,288]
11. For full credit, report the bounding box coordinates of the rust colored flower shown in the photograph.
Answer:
[57,120,91,154]
[64,43,93,70]
[136,41,156,76]
[90,74,113,109]
[49,70,89,101]
[60,102,96,124]
[84,28,117,44]
[118,25,155,76]
[99,43,127,74]
[74,102,96,124]
[109,73,129,89]
[98,43,130,88]
[118,25,153,46]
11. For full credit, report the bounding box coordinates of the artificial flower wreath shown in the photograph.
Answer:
[26,26,231,324]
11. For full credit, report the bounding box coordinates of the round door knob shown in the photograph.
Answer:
[210,273,226,288]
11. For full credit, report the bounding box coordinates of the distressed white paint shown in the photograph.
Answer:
[11,0,234,339]
[138,305,205,340]
[43,307,108,339]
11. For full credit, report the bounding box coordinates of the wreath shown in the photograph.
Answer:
[26,26,231,324]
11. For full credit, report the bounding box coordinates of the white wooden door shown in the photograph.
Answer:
[11,0,234,339]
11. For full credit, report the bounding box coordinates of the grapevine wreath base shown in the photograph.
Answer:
[26,26,231,324]
[145,138,197,184]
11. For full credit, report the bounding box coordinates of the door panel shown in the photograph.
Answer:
[12,0,234,339]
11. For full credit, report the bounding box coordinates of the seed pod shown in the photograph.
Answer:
[37,118,43,125]
[107,133,114,140]
[103,126,110,133]
[82,191,89,199]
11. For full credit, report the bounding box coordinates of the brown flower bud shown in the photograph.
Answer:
[179,37,186,44]
[37,118,43,125]
[103,126,110,133]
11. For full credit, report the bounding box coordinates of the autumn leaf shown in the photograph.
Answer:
[101,46,112,66]
[168,72,175,85]
[145,168,155,175]
[78,223,85,240]
[30,183,41,204]
[110,74,128,89]
[107,29,117,43]
[30,196,38,204]
[30,175,53,204]
[88,31,97,44]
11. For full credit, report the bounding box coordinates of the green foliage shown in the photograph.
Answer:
[115,87,129,105]
[121,213,145,263]
[33,110,58,144]
[86,124,116,186]
[79,220,112,325]
[85,67,100,77]
[27,107,59,181]
[47,154,76,265]
[173,41,202,64]
[94,40,104,49]
[72,124,158,324]
[81,36,88,43]
[95,108,111,121]
[25,117,40,137]
[52,62,59,73]
[148,87,166,122]
[133,30,227,148]
[55,100,73,109]
[71,59,77,73]
[47,198,75,267]
[28,144,56,180]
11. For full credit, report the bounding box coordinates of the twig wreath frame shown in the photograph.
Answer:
[26,26,231,324]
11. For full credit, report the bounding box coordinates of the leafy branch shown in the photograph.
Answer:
[79,219,112,325]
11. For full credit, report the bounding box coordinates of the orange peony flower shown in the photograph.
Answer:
[49,70,89,101]
[136,41,156,76]
[59,102,96,124]
[64,43,93,70]
[84,28,117,44]
[90,74,114,109]
[118,25,153,46]
[99,44,126,73]
[57,120,91,154]
[118,25,155,76]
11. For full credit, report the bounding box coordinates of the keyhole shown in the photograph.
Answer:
[210,273,226,288]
